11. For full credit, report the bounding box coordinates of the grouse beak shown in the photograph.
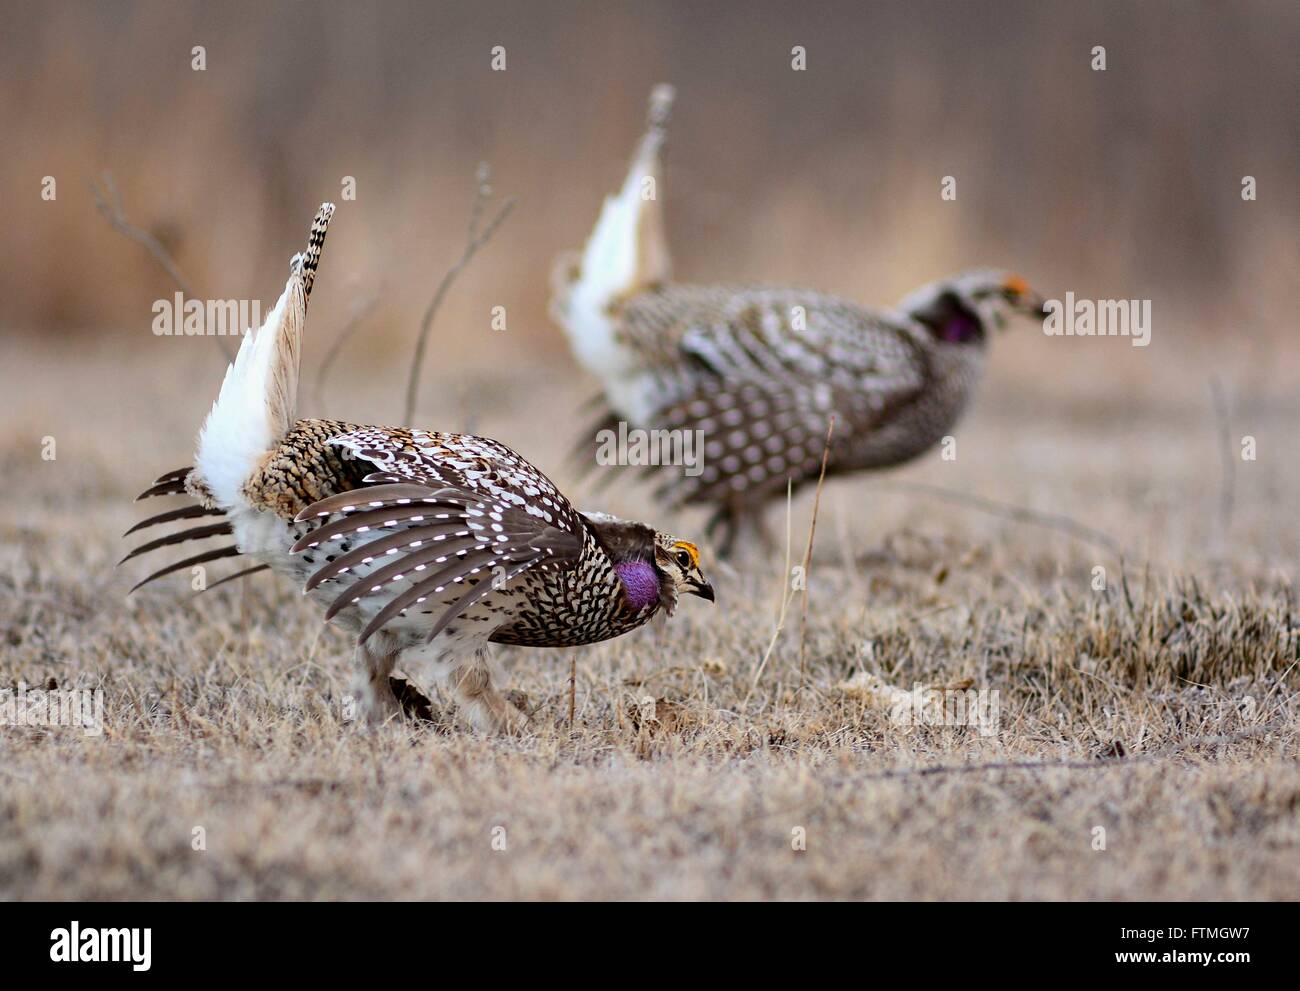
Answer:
[687,580,716,603]
[1003,275,1049,320]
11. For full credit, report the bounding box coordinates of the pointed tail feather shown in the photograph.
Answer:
[198,564,269,594]
[295,202,334,302]
[123,502,222,537]
[127,545,242,594]
[555,84,675,367]
[125,204,335,595]
[194,203,334,510]
[584,82,674,300]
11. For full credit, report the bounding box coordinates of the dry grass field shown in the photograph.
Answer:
[2,335,1296,900]
[3,0,1298,904]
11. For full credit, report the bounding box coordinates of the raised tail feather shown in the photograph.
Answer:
[556,85,674,374]
[194,202,334,511]
[124,202,335,595]
[294,201,334,301]
[586,83,673,301]
[639,83,675,171]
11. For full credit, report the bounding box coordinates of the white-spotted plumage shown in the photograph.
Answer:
[124,203,714,733]
[551,86,1046,555]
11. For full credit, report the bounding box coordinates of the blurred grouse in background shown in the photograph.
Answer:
[551,85,1047,556]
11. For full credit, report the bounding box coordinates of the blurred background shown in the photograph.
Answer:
[5,1,1300,903]
[5,0,1297,349]
[2,0,1297,572]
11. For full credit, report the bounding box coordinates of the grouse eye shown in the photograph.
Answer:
[675,550,692,568]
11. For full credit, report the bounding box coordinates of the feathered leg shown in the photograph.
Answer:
[450,652,528,734]
[353,641,402,725]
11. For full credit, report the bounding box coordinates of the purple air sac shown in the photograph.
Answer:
[941,312,981,343]
[914,290,984,344]
[614,559,660,610]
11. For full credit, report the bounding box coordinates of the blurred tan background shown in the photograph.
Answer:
[5,0,1297,354]
[6,3,1300,903]
[3,0,1298,578]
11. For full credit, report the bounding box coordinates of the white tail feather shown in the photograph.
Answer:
[194,203,334,510]
[557,85,674,380]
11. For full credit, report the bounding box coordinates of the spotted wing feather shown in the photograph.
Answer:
[617,285,929,405]
[598,286,933,502]
[294,428,587,644]
[650,380,834,506]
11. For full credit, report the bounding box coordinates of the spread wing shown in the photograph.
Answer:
[650,380,835,505]
[291,428,586,643]
[616,284,930,407]
[600,286,933,502]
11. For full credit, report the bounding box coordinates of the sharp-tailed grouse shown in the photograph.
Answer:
[551,85,1047,555]
[123,203,714,732]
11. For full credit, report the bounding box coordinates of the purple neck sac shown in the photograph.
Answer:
[942,312,980,343]
[614,559,660,610]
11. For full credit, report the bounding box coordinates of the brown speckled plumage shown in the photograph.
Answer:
[243,418,368,518]
[552,86,1045,555]
[123,203,713,733]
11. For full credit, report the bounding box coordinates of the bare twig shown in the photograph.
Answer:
[746,481,795,706]
[403,162,516,426]
[871,479,1125,559]
[89,172,232,361]
[568,657,577,730]
[311,291,380,416]
[89,173,195,296]
[798,416,835,683]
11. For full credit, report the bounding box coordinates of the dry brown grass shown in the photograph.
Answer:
[1,340,1297,900]
[4,0,1298,904]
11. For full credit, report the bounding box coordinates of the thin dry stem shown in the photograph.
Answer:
[403,163,516,426]
[88,172,232,361]
[569,657,577,729]
[746,481,795,706]
[798,416,835,682]
[312,292,380,416]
